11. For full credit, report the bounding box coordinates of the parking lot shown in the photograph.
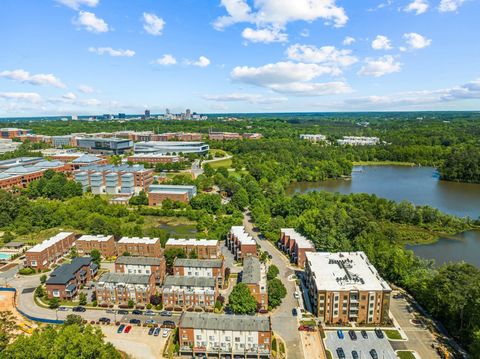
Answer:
[324,330,397,359]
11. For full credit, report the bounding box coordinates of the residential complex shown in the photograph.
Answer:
[304,251,392,324]
[162,276,218,310]
[115,255,166,284]
[76,137,134,154]
[75,234,116,258]
[45,256,97,300]
[226,226,257,260]
[25,232,76,270]
[278,228,315,268]
[116,236,162,258]
[173,258,225,288]
[134,141,209,155]
[242,256,268,311]
[147,184,197,205]
[300,134,327,142]
[178,312,272,358]
[165,238,220,259]
[95,272,156,307]
[337,136,380,146]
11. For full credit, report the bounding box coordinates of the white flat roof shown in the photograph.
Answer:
[306,251,391,292]
[77,234,113,242]
[118,236,159,245]
[280,228,314,249]
[230,226,255,245]
[166,238,218,246]
[26,232,74,253]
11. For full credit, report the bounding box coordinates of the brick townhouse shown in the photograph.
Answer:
[226,226,257,260]
[165,238,220,259]
[162,276,218,310]
[116,236,162,258]
[25,232,76,270]
[242,256,268,311]
[75,234,116,258]
[173,258,225,288]
[115,256,166,284]
[279,228,315,268]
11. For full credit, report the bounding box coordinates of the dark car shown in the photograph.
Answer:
[370,349,378,359]
[348,330,357,340]
[292,308,297,316]
[162,320,176,329]
[148,327,155,335]
[352,351,359,359]
[129,318,141,325]
[153,327,161,336]
[374,328,384,339]
[145,310,155,316]
[72,306,86,312]
[99,317,111,324]
[336,348,346,359]
[117,310,129,315]
[160,311,172,317]
[132,310,143,315]
[117,324,125,333]
[361,330,368,339]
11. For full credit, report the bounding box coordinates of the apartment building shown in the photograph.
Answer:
[148,184,197,205]
[115,256,166,284]
[300,134,327,142]
[173,258,225,288]
[95,272,156,307]
[337,136,380,146]
[116,236,162,258]
[242,256,268,311]
[178,312,272,358]
[208,132,242,141]
[25,232,76,270]
[126,153,181,164]
[165,238,220,259]
[226,226,257,260]
[304,251,392,325]
[75,234,116,258]
[134,141,209,155]
[45,256,98,300]
[162,276,218,310]
[278,229,315,268]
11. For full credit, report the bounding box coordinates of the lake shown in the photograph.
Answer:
[287,165,480,266]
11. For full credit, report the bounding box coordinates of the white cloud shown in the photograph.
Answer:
[358,55,402,77]
[0,92,42,103]
[143,12,165,36]
[403,32,432,49]
[62,92,77,100]
[214,0,348,30]
[78,85,94,93]
[404,0,429,14]
[154,54,177,66]
[342,36,355,46]
[242,27,288,43]
[439,0,467,12]
[186,56,211,67]
[0,69,66,88]
[203,93,287,104]
[55,0,99,10]
[371,35,393,50]
[88,47,135,57]
[74,11,109,33]
[286,44,358,68]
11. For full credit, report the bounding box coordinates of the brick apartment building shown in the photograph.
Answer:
[305,251,392,325]
[115,256,166,284]
[226,226,257,260]
[126,153,181,165]
[278,228,315,268]
[208,132,242,141]
[173,258,225,288]
[165,238,220,259]
[162,276,218,310]
[178,312,272,358]
[116,236,162,258]
[25,232,76,270]
[242,256,268,311]
[0,128,31,139]
[75,234,116,258]
[46,256,98,300]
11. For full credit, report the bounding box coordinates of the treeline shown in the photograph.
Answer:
[440,145,480,183]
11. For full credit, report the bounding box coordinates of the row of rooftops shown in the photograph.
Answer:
[96,272,152,286]
[76,163,151,174]
[46,256,96,285]
[164,276,216,288]
[166,238,218,247]
[281,228,315,250]
[173,258,223,268]
[230,226,256,245]
[27,232,74,253]
[180,312,271,332]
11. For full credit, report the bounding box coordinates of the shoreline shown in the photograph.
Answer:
[352,161,417,166]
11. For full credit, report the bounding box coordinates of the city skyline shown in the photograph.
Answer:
[1,0,480,116]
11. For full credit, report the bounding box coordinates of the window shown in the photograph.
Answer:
[30,260,37,266]
[52,290,60,297]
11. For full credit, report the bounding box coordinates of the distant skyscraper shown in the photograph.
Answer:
[144,109,151,119]
[118,113,126,119]
[186,109,191,118]
[165,108,170,115]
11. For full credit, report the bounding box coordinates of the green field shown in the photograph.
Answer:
[396,351,416,359]
[384,329,403,340]
[206,157,232,169]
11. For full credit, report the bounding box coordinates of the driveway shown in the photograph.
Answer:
[243,211,304,359]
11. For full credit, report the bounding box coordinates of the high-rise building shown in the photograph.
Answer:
[185,108,191,118]
[144,109,151,119]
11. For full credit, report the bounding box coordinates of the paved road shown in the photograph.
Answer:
[243,211,305,359]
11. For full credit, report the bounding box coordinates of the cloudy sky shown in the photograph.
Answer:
[1,0,479,116]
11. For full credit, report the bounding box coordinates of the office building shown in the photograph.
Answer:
[45,256,97,300]
[127,153,181,165]
[178,312,272,358]
[150,132,203,142]
[208,132,242,141]
[162,276,218,310]
[76,137,133,154]
[95,272,156,307]
[0,128,31,139]
[75,234,116,258]
[144,109,151,119]
[304,251,391,324]
[51,135,75,148]
[337,136,380,146]
[242,256,268,311]
[116,236,162,258]
[148,184,197,205]
[173,258,225,288]
[165,238,220,259]
[226,226,257,260]
[25,232,76,270]
[278,229,315,268]
[115,256,166,284]
[134,141,209,155]
[0,139,21,154]
[300,134,327,142]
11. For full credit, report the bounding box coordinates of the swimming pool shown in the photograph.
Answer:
[0,253,12,260]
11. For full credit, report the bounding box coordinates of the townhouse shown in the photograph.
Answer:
[75,234,116,258]
[173,258,225,288]
[178,312,272,358]
[116,236,162,258]
[25,232,76,270]
[162,276,218,310]
[242,256,268,311]
[226,226,257,260]
[45,256,98,300]
[304,251,392,325]
[278,228,315,268]
[165,238,220,259]
[115,255,166,284]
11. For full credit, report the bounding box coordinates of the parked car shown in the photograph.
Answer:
[370,349,378,359]
[361,330,368,339]
[348,330,357,340]
[132,310,143,315]
[162,320,176,329]
[292,308,297,316]
[153,327,161,336]
[129,319,141,325]
[160,311,172,317]
[117,324,125,333]
[148,327,155,335]
[72,306,86,312]
[374,328,384,339]
[352,350,359,359]
[124,325,132,334]
[117,310,129,315]
[145,319,156,325]
[145,310,155,316]
[57,306,69,312]
[336,348,346,359]
[293,291,300,299]
[337,329,344,339]
[99,317,111,324]
[105,309,115,314]
[162,328,170,338]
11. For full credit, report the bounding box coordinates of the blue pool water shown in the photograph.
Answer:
[0,253,12,260]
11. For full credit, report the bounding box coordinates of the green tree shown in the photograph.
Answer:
[188,250,198,259]
[40,274,47,284]
[79,292,87,306]
[267,278,287,309]
[0,311,16,352]
[1,231,15,244]
[203,163,215,177]
[64,314,84,326]
[231,187,249,210]
[267,265,279,281]
[35,285,45,298]
[49,298,59,309]
[227,283,257,315]
[128,299,135,308]
[90,249,101,265]
[164,248,186,268]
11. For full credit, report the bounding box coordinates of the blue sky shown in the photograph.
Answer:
[0,0,479,116]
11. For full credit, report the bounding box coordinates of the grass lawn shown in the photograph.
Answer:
[397,351,416,359]
[206,157,232,169]
[144,216,198,237]
[209,149,228,157]
[326,350,333,359]
[353,160,416,166]
[384,329,403,340]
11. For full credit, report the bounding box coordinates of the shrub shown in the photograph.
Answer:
[19,267,35,275]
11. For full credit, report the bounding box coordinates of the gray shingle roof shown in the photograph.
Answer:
[179,312,271,332]
[164,276,215,288]
[242,256,261,284]
[116,256,162,266]
[46,257,92,285]
[97,272,152,285]
[173,258,222,268]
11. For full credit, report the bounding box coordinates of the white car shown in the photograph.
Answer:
[294,291,300,299]
[162,328,170,338]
